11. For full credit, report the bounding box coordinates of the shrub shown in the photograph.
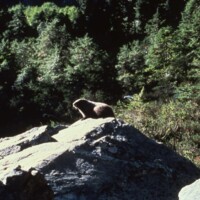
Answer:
[115,89,200,167]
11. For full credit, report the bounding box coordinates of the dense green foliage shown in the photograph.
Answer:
[0,0,200,166]
[115,89,200,167]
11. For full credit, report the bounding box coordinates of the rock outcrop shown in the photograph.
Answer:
[0,118,200,200]
[0,167,53,200]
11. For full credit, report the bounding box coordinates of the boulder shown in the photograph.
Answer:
[0,167,53,200]
[179,178,200,200]
[0,118,200,200]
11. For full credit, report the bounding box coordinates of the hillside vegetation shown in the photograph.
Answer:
[0,0,199,166]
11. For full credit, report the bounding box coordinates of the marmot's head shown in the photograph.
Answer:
[73,99,86,109]
[73,98,95,119]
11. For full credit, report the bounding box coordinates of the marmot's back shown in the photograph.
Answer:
[93,103,115,118]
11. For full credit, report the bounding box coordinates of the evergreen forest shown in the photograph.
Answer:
[0,0,200,166]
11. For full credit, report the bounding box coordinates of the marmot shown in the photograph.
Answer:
[73,98,115,119]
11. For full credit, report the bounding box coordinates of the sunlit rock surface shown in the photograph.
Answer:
[179,178,200,200]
